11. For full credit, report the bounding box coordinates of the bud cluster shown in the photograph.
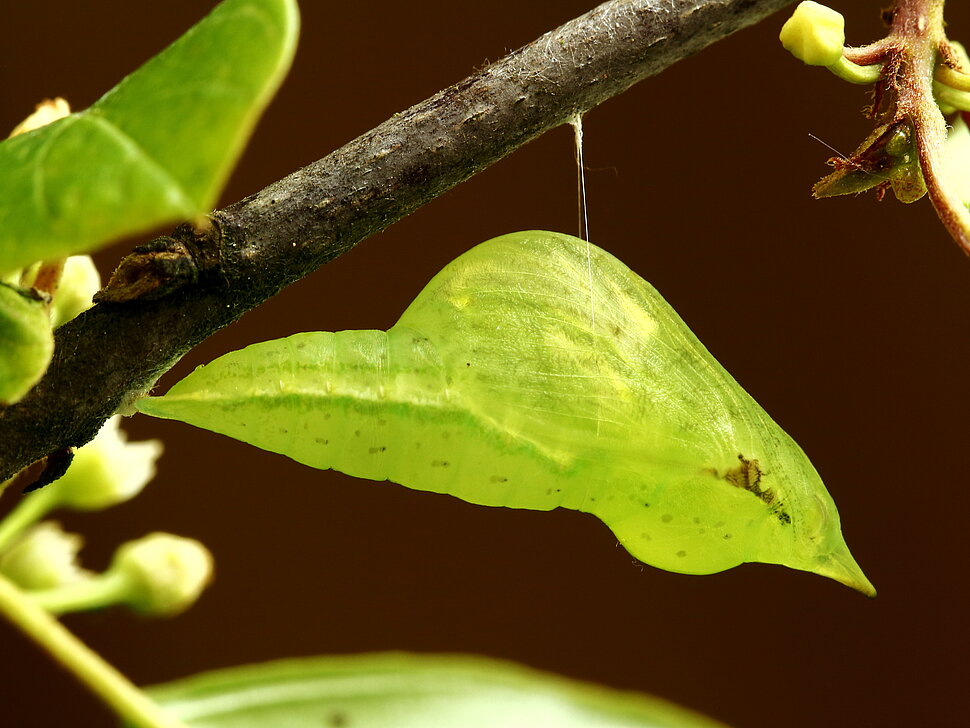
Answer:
[0,417,213,617]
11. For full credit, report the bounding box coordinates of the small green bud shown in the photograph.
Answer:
[780,1,846,67]
[49,256,101,328]
[51,416,162,511]
[0,521,90,590]
[111,533,213,616]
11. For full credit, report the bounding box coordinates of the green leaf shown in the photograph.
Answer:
[0,283,53,405]
[0,0,299,276]
[143,653,729,728]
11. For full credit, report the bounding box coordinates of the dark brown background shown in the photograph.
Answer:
[2,2,968,726]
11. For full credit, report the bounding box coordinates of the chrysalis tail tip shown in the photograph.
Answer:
[815,549,876,598]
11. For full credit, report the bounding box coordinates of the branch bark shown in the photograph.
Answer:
[0,0,793,482]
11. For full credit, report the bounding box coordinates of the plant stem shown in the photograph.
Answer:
[828,56,883,85]
[892,0,970,252]
[0,573,189,728]
[29,569,131,615]
[0,0,795,482]
[0,487,56,551]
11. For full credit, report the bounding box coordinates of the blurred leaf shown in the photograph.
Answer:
[944,112,970,205]
[0,284,53,405]
[143,653,729,728]
[0,0,299,275]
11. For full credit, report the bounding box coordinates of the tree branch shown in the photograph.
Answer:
[0,0,793,482]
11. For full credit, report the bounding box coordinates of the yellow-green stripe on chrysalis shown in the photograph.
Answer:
[136,231,873,595]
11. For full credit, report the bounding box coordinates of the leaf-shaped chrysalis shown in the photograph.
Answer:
[137,232,873,595]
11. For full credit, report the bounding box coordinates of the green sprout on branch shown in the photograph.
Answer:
[781,0,970,255]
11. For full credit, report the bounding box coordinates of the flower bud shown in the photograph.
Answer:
[8,98,71,138]
[0,521,90,590]
[49,256,101,328]
[111,533,213,616]
[51,416,162,511]
[780,2,846,67]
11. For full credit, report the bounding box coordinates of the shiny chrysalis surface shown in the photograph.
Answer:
[137,231,873,594]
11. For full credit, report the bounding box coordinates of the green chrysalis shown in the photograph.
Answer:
[137,231,873,594]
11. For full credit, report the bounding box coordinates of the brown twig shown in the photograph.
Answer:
[890,0,970,254]
[0,0,795,482]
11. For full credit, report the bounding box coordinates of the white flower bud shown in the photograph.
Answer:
[780,2,846,67]
[0,521,90,590]
[51,416,162,511]
[8,98,71,138]
[111,533,213,616]
[50,256,101,328]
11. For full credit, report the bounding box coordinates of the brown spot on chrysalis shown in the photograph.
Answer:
[724,455,772,503]
[715,455,791,525]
